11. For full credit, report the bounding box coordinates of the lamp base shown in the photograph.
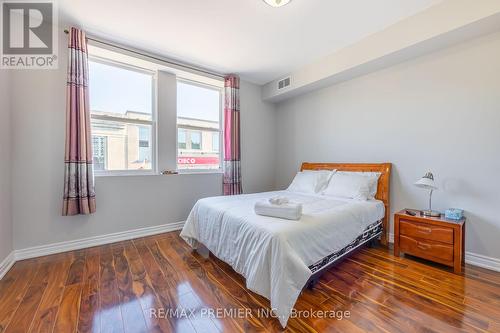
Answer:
[421,210,441,217]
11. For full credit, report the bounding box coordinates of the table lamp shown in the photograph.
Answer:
[414,172,441,217]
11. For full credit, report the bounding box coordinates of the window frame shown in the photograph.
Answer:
[176,78,224,174]
[88,55,158,177]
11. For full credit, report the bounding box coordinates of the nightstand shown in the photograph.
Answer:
[394,209,465,273]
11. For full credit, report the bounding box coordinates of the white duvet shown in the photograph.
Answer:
[180,190,385,328]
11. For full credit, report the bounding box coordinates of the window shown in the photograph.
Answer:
[92,136,107,171]
[178,129,187,149]
[190,131,202,150]
[177,81,222,171]
[138,126,151,165]
[88,44,224,176]
[212,132,219,152]
[88,58,155,174]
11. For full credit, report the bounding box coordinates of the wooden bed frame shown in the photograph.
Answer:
[301,162,392,288]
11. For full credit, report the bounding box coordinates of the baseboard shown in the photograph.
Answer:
[3,224,499,280]
[464,252,500,272]
[388,233,500,272]
[0,251,16,280]
[14,221,185,261]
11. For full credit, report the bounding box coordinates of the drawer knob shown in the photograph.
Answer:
[417,242,431,250]
[417,226,432,234]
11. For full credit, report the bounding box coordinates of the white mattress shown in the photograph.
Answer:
[180,190,385,328]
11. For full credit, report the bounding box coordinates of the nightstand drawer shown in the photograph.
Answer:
[399,235,454,263]
[400,220,453,244]
[395,210,465,273]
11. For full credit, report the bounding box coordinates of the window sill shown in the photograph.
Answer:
[95,170,156,177]
[176,170,224,175]
[94,170,223,177]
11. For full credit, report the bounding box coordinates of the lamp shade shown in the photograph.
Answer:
[263,0,291,7]
[414,172,438,190]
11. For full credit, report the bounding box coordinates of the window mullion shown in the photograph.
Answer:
[157,70,178,173]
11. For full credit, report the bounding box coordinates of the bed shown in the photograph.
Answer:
[180,162,391,328]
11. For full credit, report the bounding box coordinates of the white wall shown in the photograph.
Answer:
[240,81,277,193]
[275,31,500,259]
[11,29,276,250]
[0,70,13,263]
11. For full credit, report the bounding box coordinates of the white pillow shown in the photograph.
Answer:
[287,170,335,194]
[335,171,381,199]
[322,172,378,200]
[304,170,337,193]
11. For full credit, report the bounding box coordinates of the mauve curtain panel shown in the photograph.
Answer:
[223,75,242,195]
[62,27,96,216]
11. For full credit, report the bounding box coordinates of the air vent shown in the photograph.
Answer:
[278,77,291,90]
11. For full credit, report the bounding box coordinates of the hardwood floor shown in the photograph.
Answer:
[1,231,500,332]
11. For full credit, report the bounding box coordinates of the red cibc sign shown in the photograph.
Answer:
[178,157,220,165]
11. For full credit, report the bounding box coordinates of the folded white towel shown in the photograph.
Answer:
[269,196,290,205]
[255,200,302,220]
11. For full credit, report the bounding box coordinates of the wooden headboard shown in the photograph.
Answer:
[300,162,392,246]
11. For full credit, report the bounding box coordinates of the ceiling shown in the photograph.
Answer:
[59,0,442,84]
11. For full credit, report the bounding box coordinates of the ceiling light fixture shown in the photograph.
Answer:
[263,0,291,8]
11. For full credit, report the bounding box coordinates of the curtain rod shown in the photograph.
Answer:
[63,29,225,79]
